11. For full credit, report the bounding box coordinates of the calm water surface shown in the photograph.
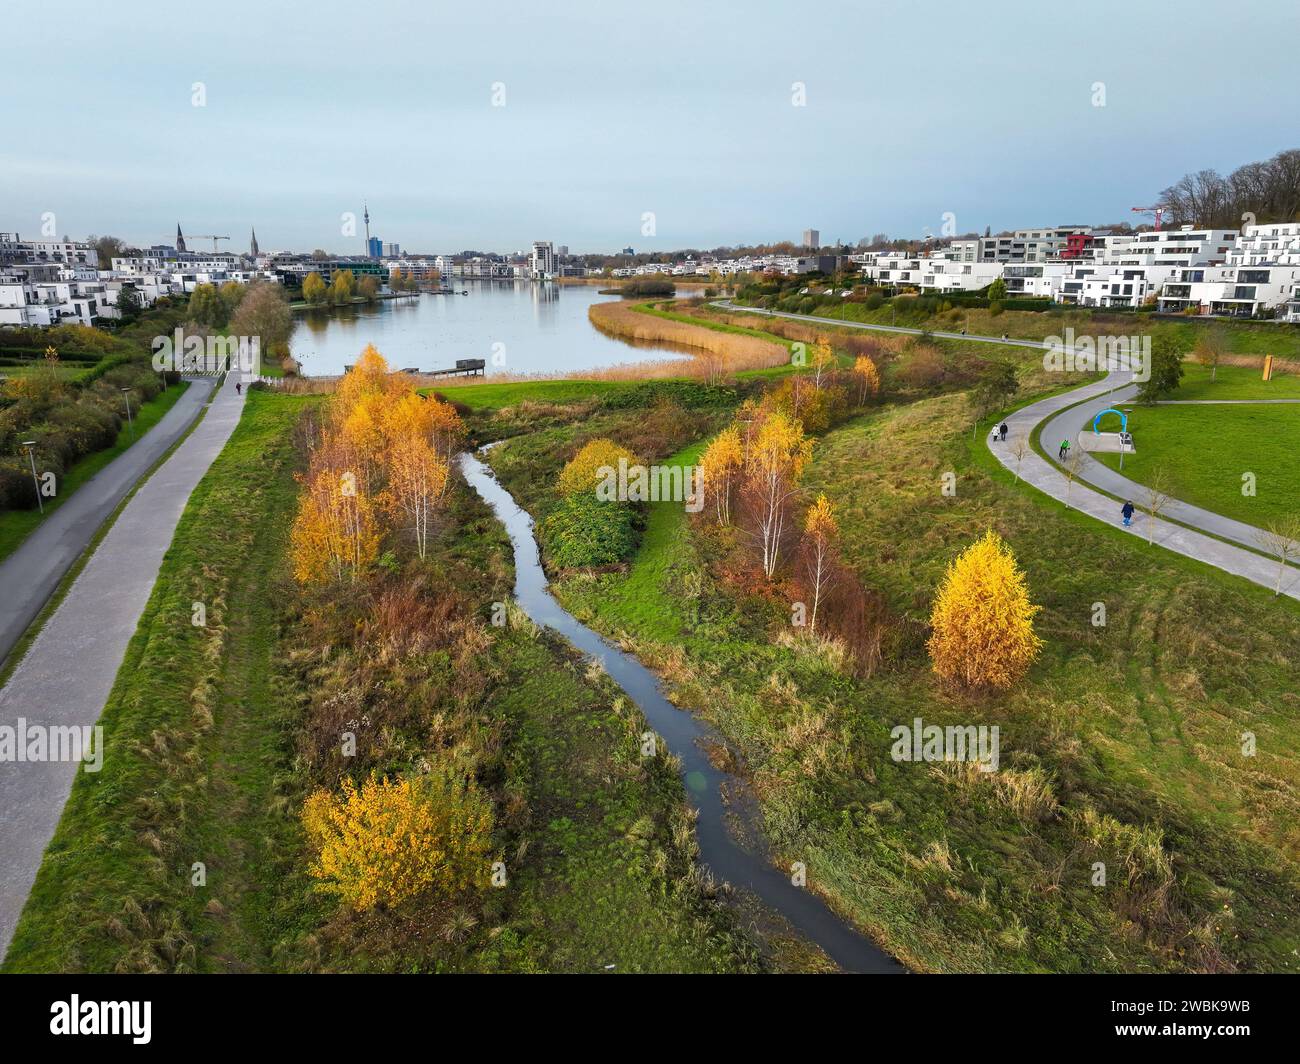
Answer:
[290,282,694,377]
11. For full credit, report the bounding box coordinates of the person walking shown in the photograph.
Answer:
[235,381,242,395]
[999,422,1009,441]
[1121,500,1135,527]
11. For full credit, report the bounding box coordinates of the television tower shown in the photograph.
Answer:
[364,203,370,254]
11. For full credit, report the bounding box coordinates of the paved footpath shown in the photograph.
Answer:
[991,370,1300,601]
[0,377,216,666]
[0,371,246,957]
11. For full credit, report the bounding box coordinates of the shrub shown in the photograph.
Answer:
[301,769,494,912]
[557,437,639,497]
[540,493,638,568]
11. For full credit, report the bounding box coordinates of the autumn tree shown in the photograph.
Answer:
[741,411,813,579]
[290,465,381,584]
[928,529,1043,690]
[800,494,839,632]
[331,268,356,305]
[303,271,327,304]
[302,770,493,911]
[1136,330,1187,404]
[229,281,292,367]
[700,424,743,526]
[852,354,881,405]
[381,435,448,560]
[1193,324,1229,382]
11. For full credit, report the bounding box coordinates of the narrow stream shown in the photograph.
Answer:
[459,450,904,973]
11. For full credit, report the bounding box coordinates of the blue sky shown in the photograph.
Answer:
[2,0,1296,255]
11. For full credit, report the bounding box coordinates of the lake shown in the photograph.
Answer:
[289,281,694,377]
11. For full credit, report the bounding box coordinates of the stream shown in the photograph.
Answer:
[459,449,904,973]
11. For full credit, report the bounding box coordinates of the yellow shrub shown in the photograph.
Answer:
[928,529,1043,689]
[557,438,639,496]
[301,770,494,911]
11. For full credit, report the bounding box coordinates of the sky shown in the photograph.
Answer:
[2,0,1297,256]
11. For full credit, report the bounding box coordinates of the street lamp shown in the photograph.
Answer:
[21,440,42,514]
[121,387,134,440]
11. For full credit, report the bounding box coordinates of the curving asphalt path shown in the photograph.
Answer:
[0,370,247,958]
[990,371,1300,600]
[0,376,216,667]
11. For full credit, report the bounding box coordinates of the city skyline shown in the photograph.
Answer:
[3,1,1297,253]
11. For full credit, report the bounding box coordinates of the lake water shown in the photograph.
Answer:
[289,281,694,377]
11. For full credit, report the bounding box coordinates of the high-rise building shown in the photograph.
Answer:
[531,240,556,278]
[367,236,383,258]
[803,229,820,250]
[382,241,401,258]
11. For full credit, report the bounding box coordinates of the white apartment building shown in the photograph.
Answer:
[1157,222,1300,318]
[0,234,98,268]
[0,269,100,326]
[530,241,556,278]
[1052,227,1238,309]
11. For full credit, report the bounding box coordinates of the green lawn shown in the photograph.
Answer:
[1094,402,1300,528]
[0,380,192,565]
[1175,361,1300,400]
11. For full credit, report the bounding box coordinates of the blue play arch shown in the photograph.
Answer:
[1092,408,1127,434]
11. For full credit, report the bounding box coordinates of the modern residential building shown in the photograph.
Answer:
[1157,222,1300,317]
[0,234,98,268]
[530,240,556,278]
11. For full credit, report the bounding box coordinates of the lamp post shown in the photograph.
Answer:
[121,387,134,440]
[22,440,42,513]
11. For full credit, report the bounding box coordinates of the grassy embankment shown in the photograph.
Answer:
[473,337,1300,973]
[739,293,1300,361]
[4,387,756,974]
[0,381,191,564]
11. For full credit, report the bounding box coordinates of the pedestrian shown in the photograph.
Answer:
[999,422,1009,441]
[1058,439,1069,459]
[235,381,242,395]
[1121,500,1135,527]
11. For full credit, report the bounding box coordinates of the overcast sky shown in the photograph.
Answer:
[3,0,1296,255]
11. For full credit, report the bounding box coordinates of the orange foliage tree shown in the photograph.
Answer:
[741,411,813,579]
[699,424,743,526]
[928,529,1044,689]
[800,493,839,632]
[290,466,381,584]
[853,354,881,404]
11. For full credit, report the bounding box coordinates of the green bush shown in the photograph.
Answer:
[540,494,638,568]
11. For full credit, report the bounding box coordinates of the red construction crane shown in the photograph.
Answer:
[1130,206,1167,231]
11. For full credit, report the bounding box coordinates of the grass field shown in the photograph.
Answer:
[0,380,192,565]
[1094,401,1300,528]
[473,359,1300,973]
[4,388,756,974]
[1174,361,1300,400]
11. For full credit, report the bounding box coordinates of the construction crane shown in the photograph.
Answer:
[186,234,231,252]
[1130,206,1168,232]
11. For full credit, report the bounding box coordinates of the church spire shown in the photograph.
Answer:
[176,223,186,253]
[250,226,259,258]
